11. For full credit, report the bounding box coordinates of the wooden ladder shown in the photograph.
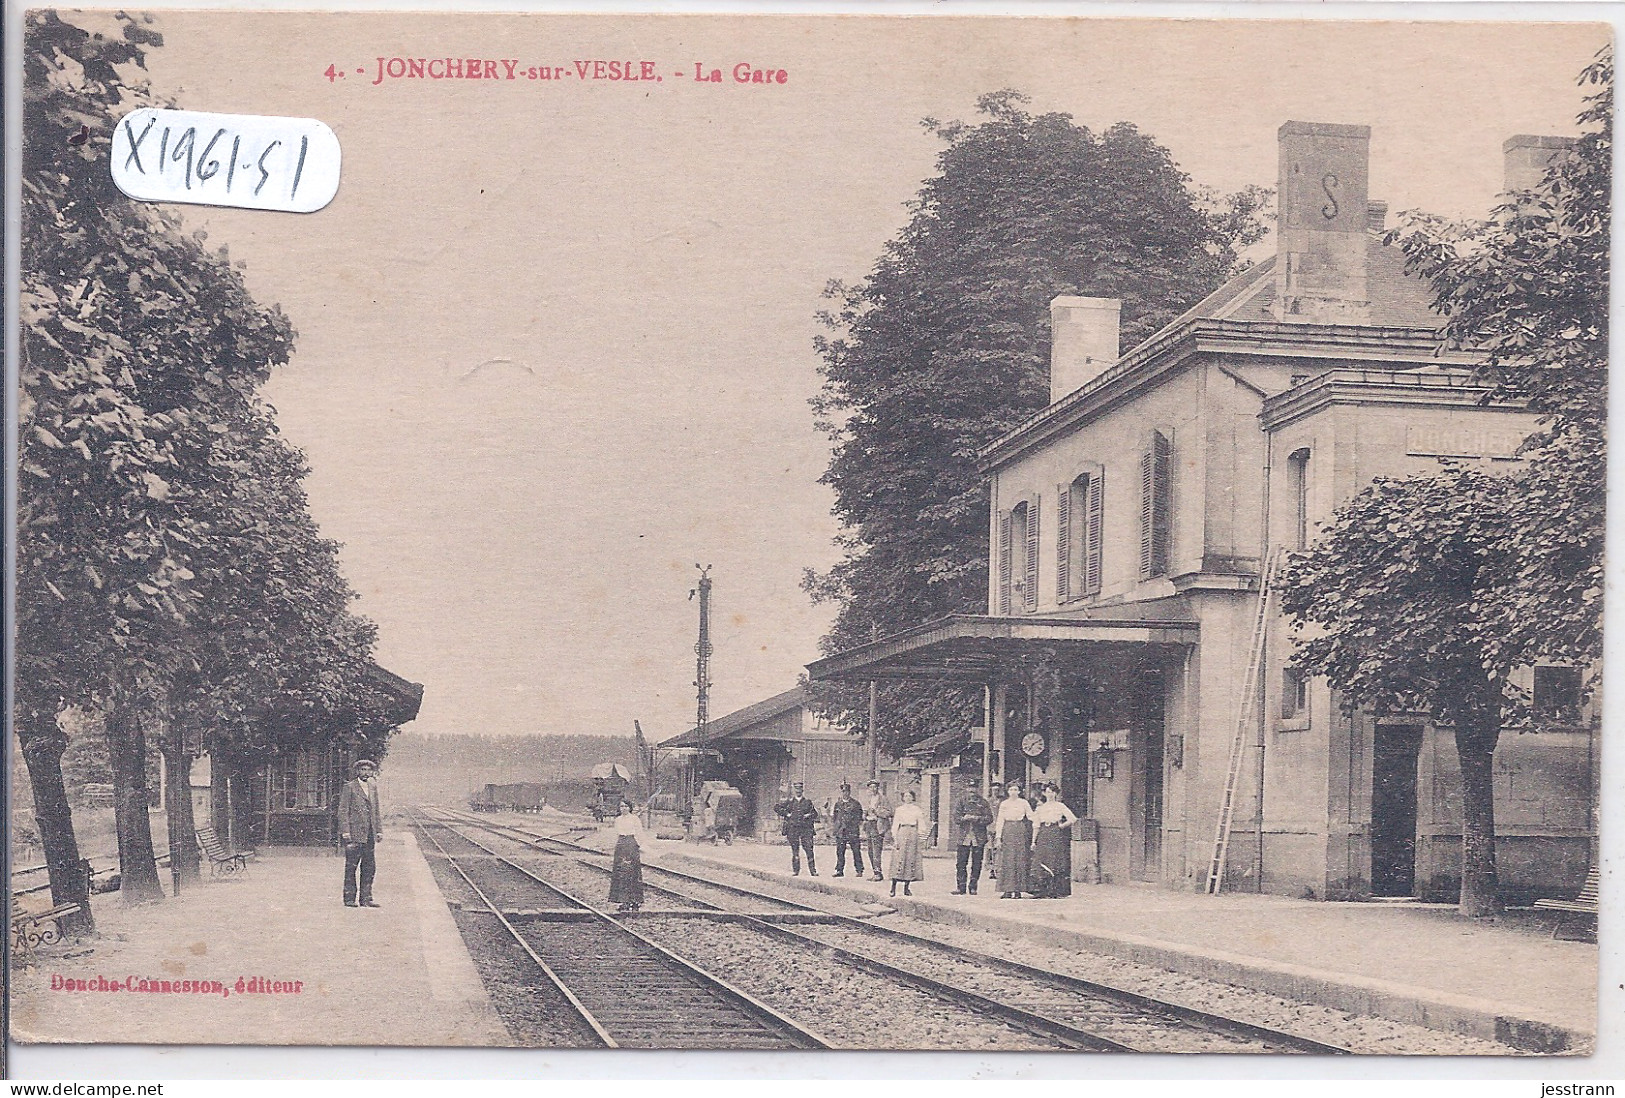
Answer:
[1204,546,1284,895]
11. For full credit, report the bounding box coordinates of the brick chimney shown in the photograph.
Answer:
[1503,133,1577,193]
[1049,296,1120,403]
[1274,121,1372,324]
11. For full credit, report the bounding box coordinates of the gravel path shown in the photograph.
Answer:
[633,915,1059,1051]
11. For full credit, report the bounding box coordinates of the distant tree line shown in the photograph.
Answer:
[382,732,640,807]
[19,12,399,926]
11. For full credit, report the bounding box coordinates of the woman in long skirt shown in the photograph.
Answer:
[1031,783,1078,898]
[889,789,924,897]
[608,799,644,912]
[993,781,1033,898]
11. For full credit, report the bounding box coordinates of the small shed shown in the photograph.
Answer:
[659,685,870,839]
[225,663,425,848]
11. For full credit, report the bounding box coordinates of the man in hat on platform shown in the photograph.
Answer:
[951,783,995,895]
[773,781,820,876]
[861,779,893,882]
[830,783,865,878]
[339,758,383,908]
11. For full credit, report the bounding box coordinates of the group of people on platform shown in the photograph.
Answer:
[772,778,1079,900]
[603,776,1082,913]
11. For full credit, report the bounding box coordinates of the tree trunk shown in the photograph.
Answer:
[105,705,164,904]
[161,743,202,886]
[16,709,94,933]
[1454,693,1502,918]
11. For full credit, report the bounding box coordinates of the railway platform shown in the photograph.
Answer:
[9,831,507,1047]
[606,830,1597,1051]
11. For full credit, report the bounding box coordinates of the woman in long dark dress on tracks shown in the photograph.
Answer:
[1031,783,1078,898]
[993,780,1033,899]
[608,799,644,912]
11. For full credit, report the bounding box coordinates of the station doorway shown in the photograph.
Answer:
[1371,723,1424,896]
[1133,667,1166,883]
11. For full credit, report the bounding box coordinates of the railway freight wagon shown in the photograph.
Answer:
[469,782,546,813]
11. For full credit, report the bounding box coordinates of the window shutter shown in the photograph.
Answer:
[1055,483,1071,601]
[1152,430,1172,576]
[1140,431,1172,579]
[1024,496,1040,611]
[1085,471,1104,596]
[1139,450,1155,579]
[998,511,1013,615]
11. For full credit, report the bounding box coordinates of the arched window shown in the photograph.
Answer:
[1057,468,1104,601]
[999,499,1039,614]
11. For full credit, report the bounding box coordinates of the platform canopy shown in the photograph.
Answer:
[805,613,1199,684]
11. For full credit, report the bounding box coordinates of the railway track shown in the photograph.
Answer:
[410,812,829,1049]
[432,806,1357,1055]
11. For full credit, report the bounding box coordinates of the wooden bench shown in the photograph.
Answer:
[1533,866,1598,941]
[11,897,82,954]
[195,826,251,877]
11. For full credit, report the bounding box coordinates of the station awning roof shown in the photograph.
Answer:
[805,613,1199,683]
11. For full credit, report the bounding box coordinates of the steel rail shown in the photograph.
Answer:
[435,808,823,914]
[444,807,1356,1055]
[419,812,831,1050]
[433,810,1124,1051]
[409,813,616,1047]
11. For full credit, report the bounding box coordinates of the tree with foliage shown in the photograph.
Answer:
[806,90,1268,753]
[1281,51,1608,917]
[21,11,375,905]
[1277,468,1517,916]
[159,409,377,884]
[21,10,198,913]
[1393,47,1609,672]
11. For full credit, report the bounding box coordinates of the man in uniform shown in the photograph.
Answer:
[338,758,383,907]
[951,782,995,895]
[773,781,820,876]
[861,779,893,882]
[829,783,865,878]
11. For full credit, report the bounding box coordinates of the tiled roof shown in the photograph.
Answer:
[659,685,811,748]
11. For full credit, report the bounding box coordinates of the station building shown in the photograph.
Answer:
[809,122,1597,903]
[660,685,872,839]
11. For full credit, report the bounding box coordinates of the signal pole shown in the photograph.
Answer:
[694,565,713,734]
[687,565,714,809]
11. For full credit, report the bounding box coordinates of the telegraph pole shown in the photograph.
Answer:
[694,565,714,733]
[688,565,714,808]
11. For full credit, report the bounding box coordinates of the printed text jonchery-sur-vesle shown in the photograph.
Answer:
[330,57,790,86]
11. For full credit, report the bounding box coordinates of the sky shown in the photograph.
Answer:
[120,11,1607,743]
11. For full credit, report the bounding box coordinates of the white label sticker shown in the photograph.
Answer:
[110,108,340,213]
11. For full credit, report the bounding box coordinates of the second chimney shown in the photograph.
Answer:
[1274,121,1372,324]
[1503,133,1577,193]
[1050,296,1121,403]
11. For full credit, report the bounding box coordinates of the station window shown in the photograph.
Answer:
[1288,448,1312,550]
[1533,665,1583,724]
[271,751,327,811]
[1058,469,1104,601]
[999,499,1039,614]
[1281,666,1309,721]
